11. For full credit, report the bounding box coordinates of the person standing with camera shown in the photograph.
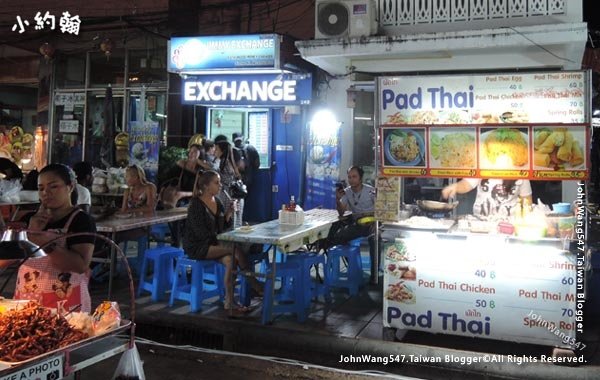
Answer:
[215,140,244,229]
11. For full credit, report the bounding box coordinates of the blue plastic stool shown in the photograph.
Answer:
[150,223,171,247]
[262,261,307,324]
[123,235,149,275]
[349,237,371,271]
[326,245,363,296]
[239,250,269,307]
[169,257,225,312]
[285,253,330,306]
[137,247,184,301]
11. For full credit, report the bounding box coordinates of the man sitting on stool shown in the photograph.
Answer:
[327,165,380,284]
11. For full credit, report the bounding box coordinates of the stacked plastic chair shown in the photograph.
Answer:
[285,253,330,307]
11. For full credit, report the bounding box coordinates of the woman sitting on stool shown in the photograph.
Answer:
[183,170,263,315]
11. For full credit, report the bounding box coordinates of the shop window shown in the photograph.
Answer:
[127,49,168,87]
[84,91,124,167]
[51,93,85,167]
[54,55,85,88]
[89,51,126,88]
[352,90,375,183]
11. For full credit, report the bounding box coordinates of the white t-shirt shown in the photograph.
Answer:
[76,183,91,206]
[340,184,375,219]
[464,178,532,218]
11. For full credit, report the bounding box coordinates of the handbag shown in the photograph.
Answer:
[159,167,189,209]
[229,179,248,199]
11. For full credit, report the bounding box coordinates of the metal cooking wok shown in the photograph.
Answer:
[416,200,459,212]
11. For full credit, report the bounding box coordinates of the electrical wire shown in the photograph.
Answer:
[505,26,577,64]
[133,336,410,379]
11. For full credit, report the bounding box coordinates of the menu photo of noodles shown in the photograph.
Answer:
[383,128,426,167]
[429,128,477,169]
[533,126,585,170]
[385,281,416,304]
[480,127,529,169]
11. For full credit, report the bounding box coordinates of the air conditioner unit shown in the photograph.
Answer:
[315,0,378,39]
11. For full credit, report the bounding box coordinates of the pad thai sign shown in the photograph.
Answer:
[377,71,590,179]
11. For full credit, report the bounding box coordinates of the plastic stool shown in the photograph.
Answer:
[123,235,149,274]
[285,253,330,306]
[137,247,184,301]
[262,261,307,324]
[326,245,363,296]
[150,223,171,247]
[169,257,224,312]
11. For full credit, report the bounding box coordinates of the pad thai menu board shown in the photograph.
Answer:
[378,71,590,179]
[382,236,578,348]
[380,126,588,179]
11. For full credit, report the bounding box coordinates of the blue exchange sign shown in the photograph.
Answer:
[181,74,312,106]
[168,34,279,72]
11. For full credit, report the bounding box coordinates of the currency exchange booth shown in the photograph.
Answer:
[168,34,312,222]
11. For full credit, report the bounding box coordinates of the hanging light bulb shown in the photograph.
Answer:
[39,42,55,61]
[100,38,114,60]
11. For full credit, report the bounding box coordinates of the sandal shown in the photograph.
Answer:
[224,301,251,314]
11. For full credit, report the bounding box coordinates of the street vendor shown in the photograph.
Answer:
[14,164,97,312]
[326,166,380,284]
[441,178,532,218]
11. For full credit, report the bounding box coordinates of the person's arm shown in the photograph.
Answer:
[336,188,348,217]
[140,184,157,214]
[518,180,533,205]
[441,179,476,199]
[39,213,95,274]
[120,188,130,212]
[48,242,94,274]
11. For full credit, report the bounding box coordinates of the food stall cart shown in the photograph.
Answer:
[375,71,591,357]
[0,231,138,379]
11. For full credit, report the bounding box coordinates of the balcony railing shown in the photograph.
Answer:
[379,0,567,28]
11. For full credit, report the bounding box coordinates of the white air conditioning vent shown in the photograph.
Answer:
[315,0,378,39]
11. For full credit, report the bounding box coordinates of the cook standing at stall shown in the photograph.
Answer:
[441,178,532,218]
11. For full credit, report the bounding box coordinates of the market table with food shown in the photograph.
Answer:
[217,208,335,322]
[0,298,131,379]
[95,207,188,298]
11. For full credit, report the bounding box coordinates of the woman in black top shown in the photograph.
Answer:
[183,170,260,314]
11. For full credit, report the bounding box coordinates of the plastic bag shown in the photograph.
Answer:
[112,344,146,380]
[0,179,22,203]
[92,301,121,335]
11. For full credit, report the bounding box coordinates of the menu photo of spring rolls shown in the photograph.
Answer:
[533,126,586,170]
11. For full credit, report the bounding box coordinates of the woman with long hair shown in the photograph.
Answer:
[120,164,157,215]
[183,170,262,314]
[215,141,243,228]
[14,163,97,312]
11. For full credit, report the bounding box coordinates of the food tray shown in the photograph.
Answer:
[390,217,455,231]
[0,319,132,368]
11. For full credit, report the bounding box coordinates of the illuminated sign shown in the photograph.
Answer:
[168,34,279,73]
[182,74,312,106]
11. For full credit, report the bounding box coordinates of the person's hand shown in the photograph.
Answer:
[441,184,457,200]
[29,205,52,231]
[336,188,345,200]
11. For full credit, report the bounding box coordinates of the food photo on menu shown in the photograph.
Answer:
[429,127,477,169]
[382,128,426,167]
[480,127,530,169]
[384,241,416,262]
[532,126,585,170]
[385,281,416,304]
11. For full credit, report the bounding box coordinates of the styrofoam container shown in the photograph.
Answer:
[19,190,39,202]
